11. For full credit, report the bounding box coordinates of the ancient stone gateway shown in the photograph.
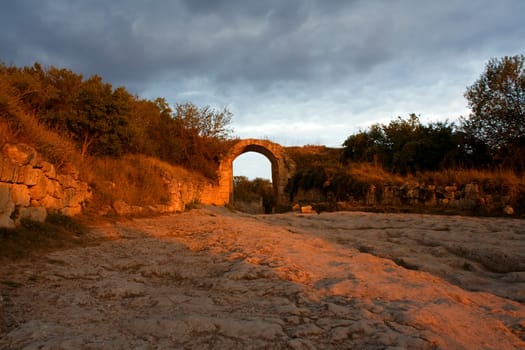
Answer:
[204,139,295,207]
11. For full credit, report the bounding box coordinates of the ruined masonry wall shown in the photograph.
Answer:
[0,143,91,228]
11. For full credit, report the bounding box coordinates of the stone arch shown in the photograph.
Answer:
[214,139,295,207]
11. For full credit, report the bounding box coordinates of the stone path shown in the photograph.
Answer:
[0,208,524,349]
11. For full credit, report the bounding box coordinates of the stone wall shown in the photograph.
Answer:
[365,182,519,215]
[151,175,215,214]
[0,143,91,228]
[293,181,522,216]
[110,174,218,216]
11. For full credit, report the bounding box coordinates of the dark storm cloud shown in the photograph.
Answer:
[1,0,401,88]
[3,1,524,78]
[1,0,524,146]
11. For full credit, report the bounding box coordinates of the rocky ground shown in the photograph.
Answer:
[0,207,524,349]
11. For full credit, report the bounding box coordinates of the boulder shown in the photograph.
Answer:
[37,160,57,179]
[61,206,83,217]
[300,205,315,214]
[503,205,514,216]
[28,172,50,201]
[0,183,13,214]
[16,165,41,185]
[0,156,18,183]
[1,143,37,166]
[57,174,78,189]
[0,213,15,229]
[10,184,31,207]
[18,206,47,223]
[38,195,62,210]
[464,183,480,200]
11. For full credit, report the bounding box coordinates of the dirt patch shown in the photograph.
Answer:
[0,207,524,349]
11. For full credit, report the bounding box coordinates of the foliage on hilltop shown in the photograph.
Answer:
[0,62,235,179]
[342,55,525,174]
[1,62,237,212]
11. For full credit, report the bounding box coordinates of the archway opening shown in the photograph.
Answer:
[233,152,272,180]
[232,152,275,214]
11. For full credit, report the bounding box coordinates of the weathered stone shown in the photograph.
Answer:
[444,185,457,199]
[97,205,114,216]
[45,179,60,198]
[456,198,477,210]
[366,184,377,205]
[164,181,205,212]
[18,206,47,223]
[0,213,15,228]
[1,144,91,227]
[56,174,78,189]
[61,206,82,216]
[300,205,315,214]
[10,184,31,206]
[0,183,13,214]
[445,185,457,193]
[38,161,57,179]
[39,195,62,209]
[464,183,479,199]
[62,185,91,209]
[59,163,79,178]
[1,143,37,166]
[28,172,50,200]
[50,181,64,199]
[0,182,12,213]
[0,156,18,183]
[504,205,514,215]
[17,165,41,186]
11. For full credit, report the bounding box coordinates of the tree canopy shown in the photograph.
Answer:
[342,114,461,174]
[462,54,525,171]
[0,62,235,178]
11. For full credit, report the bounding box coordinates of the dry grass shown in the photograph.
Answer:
[1,107,205,211]
[346,162,524,192]
[78,154,204,209]
[412,168,525,205]
[413,168,524,187]
[346,162,405,185]
[1,112,78,170]
[0,122,13,148]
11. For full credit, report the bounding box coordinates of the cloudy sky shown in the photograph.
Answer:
[1,1,524,178]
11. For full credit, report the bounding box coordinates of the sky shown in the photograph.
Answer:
[1,1,524,179]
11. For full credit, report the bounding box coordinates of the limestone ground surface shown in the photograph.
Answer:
[0,207,524,349]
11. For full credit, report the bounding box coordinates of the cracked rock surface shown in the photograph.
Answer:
[1,207,524,349]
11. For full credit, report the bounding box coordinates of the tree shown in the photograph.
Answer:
[168,103,234,177]
[173,103,233,140]
[233,176,275,213]
[341,124,386,165]
[463,55,525,170]
[342,114,460,174]
[41,67,83,128]
[70,76,132,158]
